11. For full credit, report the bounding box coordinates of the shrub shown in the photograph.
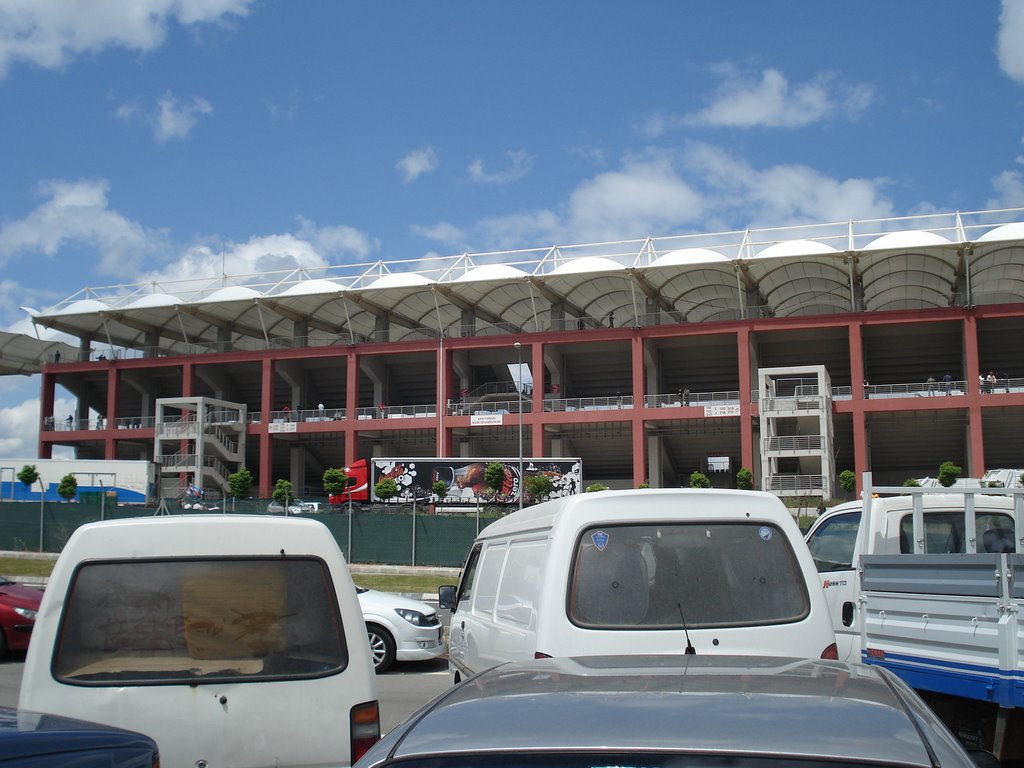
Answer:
[431,479,448,498]
[484,462,507,496]
[585,483,609,493]
[228,467,254,498]
[322,467,348,496]
[272,479,294,505]
[17,464,39,487]
[526,473,554,503]
[57,473,78,500]
[937,461,962,488]
[902,477,921,487]
[735,467,754,490]
[838,470,856,494]
[689,471,711,489]
[374,477,398,501]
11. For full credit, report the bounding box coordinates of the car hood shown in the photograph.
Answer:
[0,582,43,610]
[357,588,436,617]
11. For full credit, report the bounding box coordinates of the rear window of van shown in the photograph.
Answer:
[53,557,348,685]
[568,523,809,629]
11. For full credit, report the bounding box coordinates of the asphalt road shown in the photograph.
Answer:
[0,653,452,735]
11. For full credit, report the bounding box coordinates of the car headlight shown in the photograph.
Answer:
[13,606,37,621]
[394,608,433,626]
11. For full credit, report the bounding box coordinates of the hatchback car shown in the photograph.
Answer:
[0,577,42,657]
[355,655,989,768]
[0,706,159,767]
[356,587,445,673]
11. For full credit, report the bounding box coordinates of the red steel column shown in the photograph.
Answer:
[258,359,274,498]
[38,372,55,459]
[104,366,119,460]
[345,352,359,466]
[737,328,754,473]
[849,321,868,496]
[963,314,986,475]
[530,342,543,457]
[631,335,645,486]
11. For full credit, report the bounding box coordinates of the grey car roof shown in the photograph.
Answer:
[366,655,972,767]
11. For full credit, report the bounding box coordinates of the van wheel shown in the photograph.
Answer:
[366,623,395,673]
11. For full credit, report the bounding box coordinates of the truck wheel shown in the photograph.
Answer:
[366,623,396,673]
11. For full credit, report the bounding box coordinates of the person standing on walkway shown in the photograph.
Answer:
[942,372,953,395]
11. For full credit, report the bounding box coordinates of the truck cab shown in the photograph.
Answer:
[804,489,1018,662]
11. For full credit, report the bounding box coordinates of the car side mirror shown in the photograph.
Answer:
[438,585,457,610]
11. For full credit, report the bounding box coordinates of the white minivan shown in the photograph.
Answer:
[20,515,381,768]
[440,488,837,683]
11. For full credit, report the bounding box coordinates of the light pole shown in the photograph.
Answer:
[514,341,524,510]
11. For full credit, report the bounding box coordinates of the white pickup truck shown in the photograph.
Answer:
[804,476,1024,760]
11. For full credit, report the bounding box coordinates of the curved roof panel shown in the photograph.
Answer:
[278,279,344,296]
[548,256,623,275]
[976,222,1024,242]
[863,230,952,251]
[197,286,263,303]
[365,273,432,290]
[125,293,182,309]
[454,264,530,282]
[52,299,111,315]
[755,240,839,259]
[651,248,730,267]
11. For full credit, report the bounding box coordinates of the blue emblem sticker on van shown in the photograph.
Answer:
[758,526,772,541]
[592,530,609,551]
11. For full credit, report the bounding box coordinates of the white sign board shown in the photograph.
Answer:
[470,413,505,426]
[703,404,740,418]
[268,421,298,433]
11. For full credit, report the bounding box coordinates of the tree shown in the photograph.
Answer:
[525,473,554,503]
[637,482,650,489]
[735,467,754,491]
[484,462,507,498]
[57,473,78,501]
[838,470,856,494]
[431,479,448,499]
[323,467,348,497]
[689,471,711,489]
[228,467,254,499]
[375,477,398,501]
[938,461,962,488]
[585,483,608,493]
[17,465,39,488]
[272,479,294,506]
[902,477,921,487]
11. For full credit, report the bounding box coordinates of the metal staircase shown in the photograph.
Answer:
[154,397,246,499]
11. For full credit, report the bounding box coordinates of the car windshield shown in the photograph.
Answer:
[568,522,809,629]
[53,557,348,685]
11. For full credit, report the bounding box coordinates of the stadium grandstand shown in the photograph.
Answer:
[20,207,1024,501]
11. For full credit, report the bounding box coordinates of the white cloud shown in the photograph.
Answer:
[0,0,254,79]
[997,0,1024,84]
[0,178,162,276]
[397,147,439,183]
[683,142,893,225]
[467,149,535,184]
[0,391,76,458]
[417,143,894,252]
[411,221,467,249]
[988,169,1024,208]
[154,91,213,142]
[642,65,874,134]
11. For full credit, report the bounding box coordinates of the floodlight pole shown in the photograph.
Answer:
[515,341,524,510]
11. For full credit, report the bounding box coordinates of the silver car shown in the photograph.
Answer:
[355,655,990,768]
[356,587,445,673]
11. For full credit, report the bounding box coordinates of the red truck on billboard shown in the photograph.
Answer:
[328,457,583,509]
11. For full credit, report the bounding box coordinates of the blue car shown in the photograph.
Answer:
[0,707,158,767]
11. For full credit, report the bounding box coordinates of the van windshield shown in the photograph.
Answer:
[53,557,348,685]
[568,523,809,629]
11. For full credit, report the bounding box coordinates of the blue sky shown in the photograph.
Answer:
[1,0,1023,457]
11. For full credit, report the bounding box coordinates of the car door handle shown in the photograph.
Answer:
[842,601,855,627]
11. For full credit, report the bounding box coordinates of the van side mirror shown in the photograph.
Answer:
[438,585,457,610]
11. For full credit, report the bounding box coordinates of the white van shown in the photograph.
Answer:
[19,515,381,768]
[440,488,837,683]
